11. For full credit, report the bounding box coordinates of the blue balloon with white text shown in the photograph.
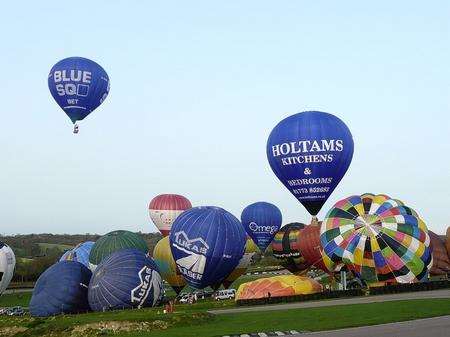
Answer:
[48,57,110,124]
[241,202,282,253]
[266,111,354,216]
[169,206,246,289]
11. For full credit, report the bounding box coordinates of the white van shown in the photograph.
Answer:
[214,289,236,300]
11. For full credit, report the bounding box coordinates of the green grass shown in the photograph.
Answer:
[0,292,32,307]
[37,243,73,252]
[1,298,449,336]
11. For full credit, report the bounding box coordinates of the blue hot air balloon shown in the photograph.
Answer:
[88,249,163,311]
[169,206,246,289]
[266,111,354,218]
[60,241,95,268]
[48,57,110,133]
[29,261,91,317]
[241,202,282,253]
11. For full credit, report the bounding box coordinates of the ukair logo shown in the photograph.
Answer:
[130,266,155,308]
[271,139,344,166]
[52,70,92,97]
[249,222,278,235]
[172,231,209,281]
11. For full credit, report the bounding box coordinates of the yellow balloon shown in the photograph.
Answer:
[223,238,257,288]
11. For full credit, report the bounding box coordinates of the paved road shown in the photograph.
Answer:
[295,315,450,337]
[209,289,450,314]
[3,288,33,294]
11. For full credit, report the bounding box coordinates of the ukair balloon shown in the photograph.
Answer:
[29,261,91,317]
[149,194,192,236]
[48,57,110,132]
[60,241,95,269]
[271,223,309,273]
[169,206,246,289]
[88,249,163,311]
[241,202,282,253]
[0,242,16,295]
[222,237,257,288]
[267,111,354,217]
[89,230,148,270]
[321,193,432,285]
[153,236,186,294]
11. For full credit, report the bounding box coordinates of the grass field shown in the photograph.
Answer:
[1,293,450,337]
[37,243,73,252]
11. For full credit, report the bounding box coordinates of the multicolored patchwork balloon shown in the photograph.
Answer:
[320,193,432,284]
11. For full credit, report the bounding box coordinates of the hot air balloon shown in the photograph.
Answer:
[149,194,192,236]
[296,223,328,272]
[0,242,15,295]
[429,231,450,275]
[241,202,282,253]
[222,238,258,289]
[236,275,322,300]
[88,249,163,311]
[29,261,91,317]
[169,206,246,289]
[320,193,433,285]
[89,230,148,270]
[266,111,354,221]
[153,236,186,294]
[446,227,450,260]
[60,241,95,269]
[271,223,309,273]
[48,57,110,133]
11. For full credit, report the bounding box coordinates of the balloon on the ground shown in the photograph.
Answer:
[321,193,432,284]
[169,206,246,289]
[222,237,258,289]
[48,57,110,125]
[298,224,328,272]
[446,227,450,260]
[153,236,186,294]
[0,242,16,295]
[89,230,148,270]
[149,194,192,236]
[60,241,95,269]
[271,223,309,273]
[236,275,322,300]
[429,231,450,275]
[29,261,91,317]
[88,249,163,311]
[266,111,354,216]
[241,202,282,253]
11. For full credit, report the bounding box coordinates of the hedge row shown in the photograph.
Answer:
[236,288,365,306]
[236,280,450,306]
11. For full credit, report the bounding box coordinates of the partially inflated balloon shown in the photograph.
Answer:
[153,237,186,294]
[429,231,450,275]
[48,57,110,125]
[149,194,192,236]
[170,206,246,289]
[241,202,282,253]
[60,241,94,269]
[222,237,257,288]
[267,111,354,216]
[298,224,328,272]
[0,242,15,295]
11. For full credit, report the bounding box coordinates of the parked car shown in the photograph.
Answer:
[6,307,25,316]
[214,289,236,300]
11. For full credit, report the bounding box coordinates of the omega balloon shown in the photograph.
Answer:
[266,111,354,218]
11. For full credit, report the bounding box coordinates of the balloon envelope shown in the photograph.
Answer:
[267,111,354,216]
[272,223,309,273]
[241,202,282,252]
[29,261,91,317]
[48,57,110,124]
[298,224,328,272]
[149,194,192,236]
[89,230,148,270]
[236,275,322,300]
[60,241,95,268]
[321,193,432,284]
[88,249,163,311]
[153,236,186,294]
[222,237,257,288]
[0,242,15,295]
[429,231,450,275]
[169,206,246,289]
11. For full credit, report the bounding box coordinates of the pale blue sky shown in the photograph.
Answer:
[1,1,449,235]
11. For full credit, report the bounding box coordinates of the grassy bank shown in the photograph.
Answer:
[0,298,449,336]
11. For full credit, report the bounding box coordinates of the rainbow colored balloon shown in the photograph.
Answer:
[320,193,432,285]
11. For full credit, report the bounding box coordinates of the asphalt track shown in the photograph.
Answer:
[295,315,450,337]
[209,289,450,314]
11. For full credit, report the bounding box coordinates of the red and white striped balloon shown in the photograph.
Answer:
[149,194,192,236]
